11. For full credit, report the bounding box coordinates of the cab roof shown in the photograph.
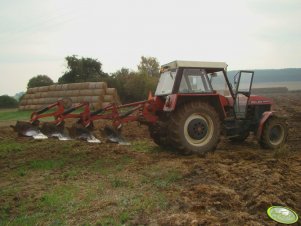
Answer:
[161,60,228,71]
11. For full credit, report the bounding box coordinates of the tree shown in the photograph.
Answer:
[106,71,159,103]
[104,57,160,103]
[111,68,132,78]
[58,55,108,84]
[105,68,137,103]
[0,95,18,108]
[27,75,54,88]
[123,75,158,102]
[137,56,160,77]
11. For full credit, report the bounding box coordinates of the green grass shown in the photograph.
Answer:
[109,177,129,188]
[0,140,25,157]
[120,192,169,214]
[39,185,78,210]
[29,159,65,170]
[60,169,79,180]
[131,140,163,153]
[0,109,31,121]
[141,168,183,189]
[0,138,183,225]
[0,185,78,226]
[0,108,77,122]
[0,214,43,226]
[89,155,133,175]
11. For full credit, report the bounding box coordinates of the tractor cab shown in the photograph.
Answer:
[155,61,230,97]
[155,61,259,120]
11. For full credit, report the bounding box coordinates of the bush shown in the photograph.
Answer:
[27,75,54,88]
[0,95,18,108]
[105,74,158,103]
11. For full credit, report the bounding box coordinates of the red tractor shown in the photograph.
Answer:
[13,60,288,155]
[144,60,288,154]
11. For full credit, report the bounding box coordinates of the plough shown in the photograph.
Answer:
[12,95,158,144]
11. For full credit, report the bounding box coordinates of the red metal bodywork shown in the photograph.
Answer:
[248,95,273,106]
[163,93,230,119]
[30,101,66,124]
[28,95,165,130]
[85,96,164,128]
[256,111,274,139]
[226,95,273,107]
[30,101,91,126]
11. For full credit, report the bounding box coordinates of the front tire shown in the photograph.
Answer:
[168,102,221,155]
[260,117,288,149]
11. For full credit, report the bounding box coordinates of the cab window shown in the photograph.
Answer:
[179,69,212,93]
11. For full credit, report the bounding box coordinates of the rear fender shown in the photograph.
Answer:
[163,94,227,119]
[256,111,274,139]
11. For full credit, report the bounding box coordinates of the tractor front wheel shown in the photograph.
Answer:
[260,117,288,149]
[168,102,220,155]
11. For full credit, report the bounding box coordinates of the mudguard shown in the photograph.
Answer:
[256,111,274,140]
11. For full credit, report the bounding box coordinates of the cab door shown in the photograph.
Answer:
[233,71,254,118]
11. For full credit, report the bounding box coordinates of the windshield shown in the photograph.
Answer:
[179,69,213,93]
[209,71,230,96]
[179,69,230,95]
[155,70,177,96]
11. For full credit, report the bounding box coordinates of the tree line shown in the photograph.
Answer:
[27,55,160,103]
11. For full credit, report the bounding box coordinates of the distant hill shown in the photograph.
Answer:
[228,68,301,83]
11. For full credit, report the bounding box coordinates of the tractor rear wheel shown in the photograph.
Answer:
[260,117,288,149]
[168,101,220,155]
[149,121,169,147]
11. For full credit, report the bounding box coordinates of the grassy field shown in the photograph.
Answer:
[1,92,301,225]
[0,109,31,121]
[1,134,300,226]
[0,109,181,224]
[0,137,184,225]
[0,108,82,123]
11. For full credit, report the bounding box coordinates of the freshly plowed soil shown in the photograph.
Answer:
[0,92,300,225]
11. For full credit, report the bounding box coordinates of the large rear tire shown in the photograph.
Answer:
[149,121,169,147]
[168,102,221,155]
[260,117,288,149]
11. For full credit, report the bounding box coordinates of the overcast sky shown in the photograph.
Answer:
[0,0,300,95]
